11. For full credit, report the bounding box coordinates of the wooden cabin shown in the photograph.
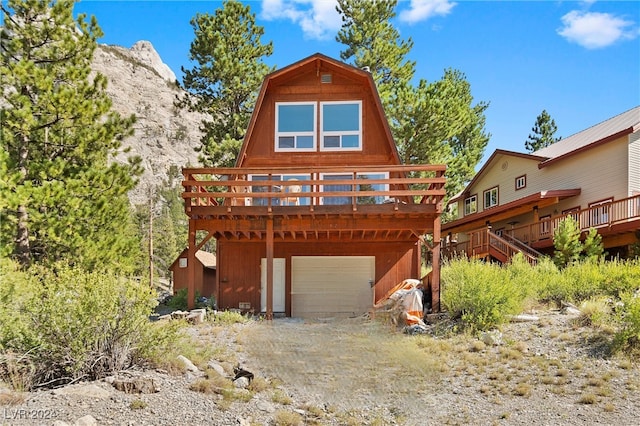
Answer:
[443,106,640,263]
[182,53,446,318]
[169,249,217,298]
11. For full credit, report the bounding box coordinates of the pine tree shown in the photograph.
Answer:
[525,109,561,153]
[336,0,490,198]
[0,0,142,271]
[179,0,274,167]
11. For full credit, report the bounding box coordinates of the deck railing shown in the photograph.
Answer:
[443,194,640,261]
[182,165,446,213]
[508,194,640,246]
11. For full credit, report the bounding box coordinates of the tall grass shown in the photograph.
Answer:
[441,256,640,354]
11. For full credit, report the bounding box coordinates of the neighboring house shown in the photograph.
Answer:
[443,106,640,263]
[181,53,446,317]
[170,249,216,298]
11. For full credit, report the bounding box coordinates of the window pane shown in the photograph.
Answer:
[278,104,314,132]
[323,174,351,205]
[342,134,359,147]
[278,136,294,149]
[324,135,340,147]
[323,103,359,131]
[297,135,314,148]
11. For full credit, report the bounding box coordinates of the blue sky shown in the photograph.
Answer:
[70,0,639,165]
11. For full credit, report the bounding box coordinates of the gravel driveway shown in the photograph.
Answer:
[242,312,640,425]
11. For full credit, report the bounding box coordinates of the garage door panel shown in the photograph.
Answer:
[292,256,374,318]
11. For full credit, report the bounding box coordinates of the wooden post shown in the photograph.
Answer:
[266,218,274,320]
[187,219,196,310]
[431,216,441,313]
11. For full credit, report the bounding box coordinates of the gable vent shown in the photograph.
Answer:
[321,73,332,83]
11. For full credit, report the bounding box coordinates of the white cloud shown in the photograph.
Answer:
[398,0,456,24]
[558,10,638,49]
[260,0,341,41]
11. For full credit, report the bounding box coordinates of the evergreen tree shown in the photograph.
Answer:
[553,216,583,268]
[336,0,490,198]
[179,0,274,167]
[0,0,142,271]
[525,109,561,153]
[336,0,415,106]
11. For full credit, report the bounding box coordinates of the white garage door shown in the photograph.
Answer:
[291,256,374,318]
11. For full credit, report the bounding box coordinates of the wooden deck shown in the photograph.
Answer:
[182,165,447,242]
[444,194,640,262]
[181,165,447,313]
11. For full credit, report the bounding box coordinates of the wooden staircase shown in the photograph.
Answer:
[487,230,541,265]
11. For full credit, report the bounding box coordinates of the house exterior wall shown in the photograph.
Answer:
[216,240,419,315]
[172,257,205,297]
[629,132,640,196]
[457,136,630,226]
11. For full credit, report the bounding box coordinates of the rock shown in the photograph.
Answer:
[74,415,98,426]
[53,384,111,399]
[509,314,540,322]
[112,377,158,394]
[52,422,71,426]
[480,330,503,346]
[176,355,199,372]
[171,310,189,320]
[207,361,226,376]
[92,42,205,206]
[187,308,207,324]
[129,40,176,82]
[256,400,276,413]
[233,377,250,389]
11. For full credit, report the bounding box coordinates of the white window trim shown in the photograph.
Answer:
[464,195,477,216]
[275,101,317,152]
[319,100,362,152]
[484,187,498,209]
[515,175,526,190]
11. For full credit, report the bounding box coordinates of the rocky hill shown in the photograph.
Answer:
[93,40,204,205]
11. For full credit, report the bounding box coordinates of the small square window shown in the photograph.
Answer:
[515,175,526,190]
[179,258,187,268]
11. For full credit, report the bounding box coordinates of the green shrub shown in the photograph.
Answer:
[553,216,582,268]
[0,260,159,390]
[168,288,188,311]
[613,291,640,354]
[441,259,523,332]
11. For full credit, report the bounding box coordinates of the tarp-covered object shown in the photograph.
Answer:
[374,279,425,326]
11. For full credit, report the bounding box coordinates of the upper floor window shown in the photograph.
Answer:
[275,102,316,151]
[484,186,498,209]
[464,195,477,216]
[515,175,526,190]
[320,101,362,151]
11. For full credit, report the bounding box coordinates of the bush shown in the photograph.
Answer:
[441,259,524,332]
[0,260,158,390]
[613,291,640,354]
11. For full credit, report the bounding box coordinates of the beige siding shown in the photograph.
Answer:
[629,131,640,195]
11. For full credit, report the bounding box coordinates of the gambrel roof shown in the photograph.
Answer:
[236,53,401,167]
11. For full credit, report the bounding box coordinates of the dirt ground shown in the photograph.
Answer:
[3,308,639,426]
[240,310,640,425]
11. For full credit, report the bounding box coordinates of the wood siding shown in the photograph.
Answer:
[216,240,418,315]
[630,132,640,195]
[241,61,396,168]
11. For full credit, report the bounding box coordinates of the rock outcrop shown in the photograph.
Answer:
[92,41,204,205]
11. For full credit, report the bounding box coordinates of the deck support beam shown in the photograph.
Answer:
[431,216,441,312]
[266,218,274,320]
[187,219,196,310]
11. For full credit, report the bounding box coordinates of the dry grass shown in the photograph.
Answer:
[0,391,26,405]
